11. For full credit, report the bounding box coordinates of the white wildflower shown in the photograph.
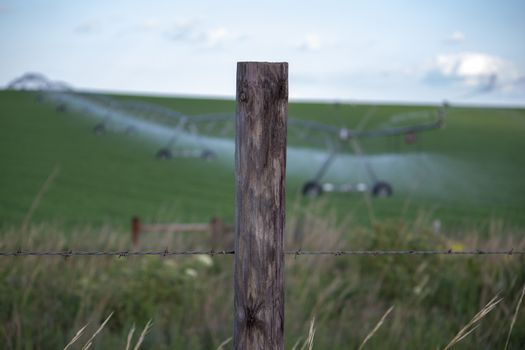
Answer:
[185,268,197,278]
[196,254,213,267]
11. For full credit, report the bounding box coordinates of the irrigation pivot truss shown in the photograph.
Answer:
[10,72,448,199]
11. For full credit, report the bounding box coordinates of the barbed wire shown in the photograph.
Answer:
[0,249,233,257]
[0,248,524,257]
[287,249,524,256]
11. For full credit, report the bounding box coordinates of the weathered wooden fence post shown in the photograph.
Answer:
[131,215,140,249]
[234,62,288,349]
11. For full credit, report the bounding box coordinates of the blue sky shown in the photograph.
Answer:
[1,0,524,105]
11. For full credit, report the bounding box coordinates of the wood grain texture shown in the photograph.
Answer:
[234,62,288,350]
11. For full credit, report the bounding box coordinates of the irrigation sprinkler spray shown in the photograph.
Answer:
[19,73,446,199]
[297,103,445,197]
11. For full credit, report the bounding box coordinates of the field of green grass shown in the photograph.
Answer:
[1,90,525,348]
[1,90,524,230]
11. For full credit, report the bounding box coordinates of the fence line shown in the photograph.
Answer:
[1,248,524,257]
[7,64,524,348]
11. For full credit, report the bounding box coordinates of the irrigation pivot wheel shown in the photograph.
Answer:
[371,181,393,197]
[156,148,173,160]
[200,149,217,161]
[302,181,323,197]
[93,123,106,135]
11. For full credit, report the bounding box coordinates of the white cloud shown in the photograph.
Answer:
[164,21,241,49]
[446,31,465,44]
[165,20,202,41]
[137,18,162,31]
[425,52,522,93]
[204,27,229,48]
[297,34,322,51]
[74,20,101,34]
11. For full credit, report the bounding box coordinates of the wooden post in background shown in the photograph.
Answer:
[234,62,288,349]
[131,215,140,249]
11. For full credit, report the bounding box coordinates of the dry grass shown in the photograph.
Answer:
[215,336,232,350]
[124,324,135,350]
[63,315,153,350]
[358,306,394,350]
[63,312,113,350]
[63,324,88,350]
[81,312,113,350]
[443,294,502,350]
[505,283,525,350]
[291,317,316,350]
[132,320,153,350]
[1,207,524,349]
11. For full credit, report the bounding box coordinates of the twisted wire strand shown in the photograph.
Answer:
[0,248,523,257]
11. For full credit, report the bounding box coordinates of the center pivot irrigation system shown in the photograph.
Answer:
[293,106,446,197]
[10,73,446,199]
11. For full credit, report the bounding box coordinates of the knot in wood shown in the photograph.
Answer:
[240,91,247,102]
[245,302,264,330]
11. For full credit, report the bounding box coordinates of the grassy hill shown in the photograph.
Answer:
[1,90,524,230]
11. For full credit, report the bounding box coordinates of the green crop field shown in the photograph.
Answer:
[0,91,525,229]
[2,89,525,349]
[1,90,524,231]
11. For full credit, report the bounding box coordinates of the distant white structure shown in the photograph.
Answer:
[6,72,72,91]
